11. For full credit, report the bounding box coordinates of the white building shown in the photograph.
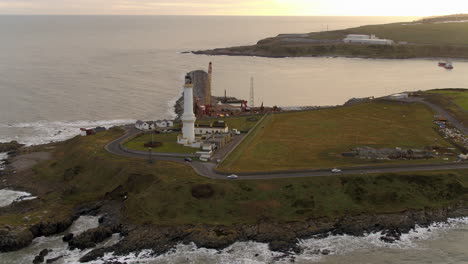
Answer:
[343,34,394,45]
[195,125,229,135]
[135,120,174,131]
[389,93,409,100]
[178,74,197,146]
[135,120,151,130]
[155,120,174,128]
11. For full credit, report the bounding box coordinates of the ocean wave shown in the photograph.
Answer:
[89,217,468,264]
[0,189,36,208]
[0,119,135,146]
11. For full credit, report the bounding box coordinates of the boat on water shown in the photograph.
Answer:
[438,61,454,69]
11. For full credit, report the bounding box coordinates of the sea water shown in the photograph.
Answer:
[3,15,468,145]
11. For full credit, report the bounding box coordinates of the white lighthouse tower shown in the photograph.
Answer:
[179,74,196,145]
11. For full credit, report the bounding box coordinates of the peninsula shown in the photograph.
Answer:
[193,14,468,59]
[1,88,467,263]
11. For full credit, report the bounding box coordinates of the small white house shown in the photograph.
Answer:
[196,126,229,135]
[343,34,394,45]
[195,121,229,135]
[135,120,151,130]
[136,120,174,130]
[155,120,174,128]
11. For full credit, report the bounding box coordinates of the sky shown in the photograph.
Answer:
[0,0,468,16]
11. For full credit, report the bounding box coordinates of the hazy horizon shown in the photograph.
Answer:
[1,0,467,16]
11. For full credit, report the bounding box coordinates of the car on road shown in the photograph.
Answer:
[227,174,238,179]
[184,157,193,163]
[331,168,342,173]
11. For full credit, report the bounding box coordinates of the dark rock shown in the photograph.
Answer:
[46,255,63,263]
[33,255,44,264]
[185,226,239,249]
[79,248,107,263]
[0,141,24,152]
[62,233,74,242]
[30,216,75,238]
[380,236,396,243]
[0,228,34,252]
[69,226,113,250]
[39,248,50,257]
[269,240,293,252]
[321,249,331,255]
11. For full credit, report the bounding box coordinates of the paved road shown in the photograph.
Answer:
[105,128,468,180]
[399,97,468,135]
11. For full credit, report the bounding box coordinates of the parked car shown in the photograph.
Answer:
[184,157,193,163]
[227,174,238,179]
[331,168,342,173]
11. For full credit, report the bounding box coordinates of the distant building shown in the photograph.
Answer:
[389,93,409,99]
[80,127,106,136]
[135,120,174,131]
[155,120,174,128]
[135,120,151,130]
[195,121,229,135]
[343,34,394,45]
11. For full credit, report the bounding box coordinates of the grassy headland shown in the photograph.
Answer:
[219,100,454,173]
[194,16,468,59]
[420,89,468,126]
[1,128,467,229]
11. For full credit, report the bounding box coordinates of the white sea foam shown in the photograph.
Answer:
[91,242,284,264]
[0,119,135,146]
[84,217,468,264]
[0,215,122,264]
[0,189,36,207]
[0,152,8,170]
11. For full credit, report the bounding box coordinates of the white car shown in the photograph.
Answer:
[227,174,239,179]
[331,168,342,173]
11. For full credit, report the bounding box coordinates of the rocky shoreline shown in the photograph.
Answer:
[2,194,466,263]
[79,203,468,262]
[192,49,468,61]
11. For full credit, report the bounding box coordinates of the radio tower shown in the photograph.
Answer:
[249,77,255,108]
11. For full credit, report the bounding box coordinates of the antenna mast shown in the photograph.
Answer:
[250,77,255,108]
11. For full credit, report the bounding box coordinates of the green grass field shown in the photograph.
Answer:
[219,100,453,173]
[306,22,468,46]
[123,133,198,154]
[1,128,466,228]
[426,89,468,111]
[421,89,468,126]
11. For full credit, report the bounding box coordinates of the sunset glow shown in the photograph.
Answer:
[0,0,468,16]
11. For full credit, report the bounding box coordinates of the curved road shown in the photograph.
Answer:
[105,127,468,180]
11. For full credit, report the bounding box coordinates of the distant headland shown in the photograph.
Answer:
[193,14,468,59]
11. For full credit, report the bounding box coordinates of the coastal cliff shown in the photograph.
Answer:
[193,16,468,59]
